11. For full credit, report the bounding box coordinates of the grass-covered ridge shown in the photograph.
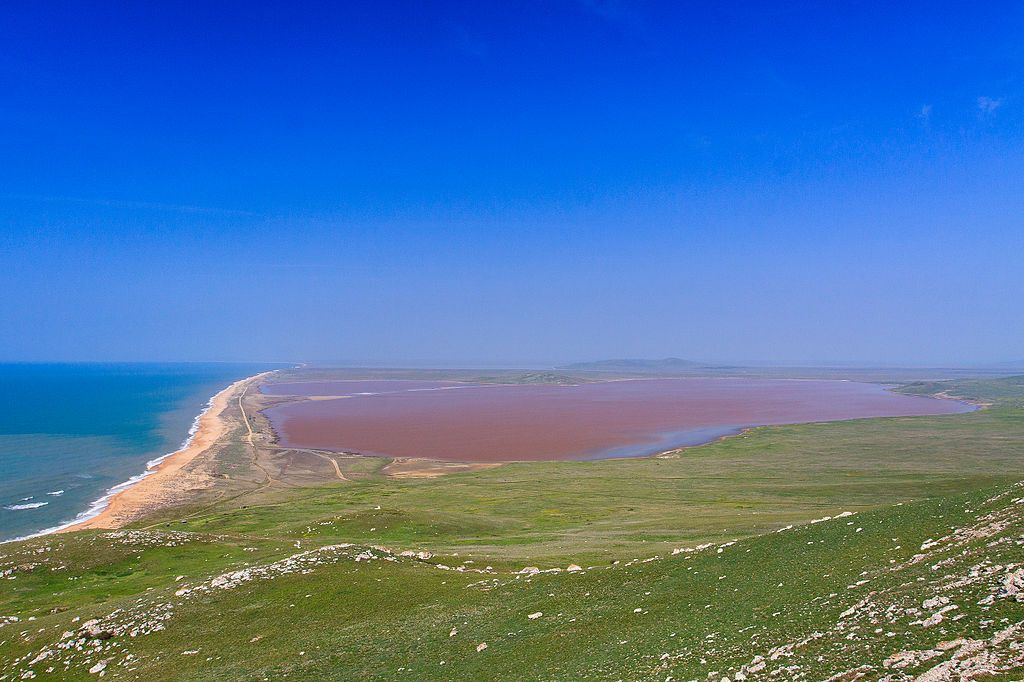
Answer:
[3,480,1023,679]
[1,374,1022,679]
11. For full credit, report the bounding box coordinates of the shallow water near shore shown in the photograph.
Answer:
[0,363,274,541]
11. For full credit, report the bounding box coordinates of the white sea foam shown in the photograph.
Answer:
[2,375,260,544]
[47,490,64,496]
[5,502,49,511]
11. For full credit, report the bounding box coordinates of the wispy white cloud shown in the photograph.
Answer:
[917,104,933,124]
[577,0,647,37]
[442,20,487,59]
[977,96,1003,114]
[0,194,257,216]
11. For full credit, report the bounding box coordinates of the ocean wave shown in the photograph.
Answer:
[47,490,64,496]
[2,373,266,544]
[5,502,49,511]
[2,372,272,540]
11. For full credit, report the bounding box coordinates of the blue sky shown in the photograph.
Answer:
[1,1,1022,366]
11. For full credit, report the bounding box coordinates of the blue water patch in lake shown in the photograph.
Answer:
[580,425,745,460]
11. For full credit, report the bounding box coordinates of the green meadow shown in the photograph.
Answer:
[2,376,1023,680]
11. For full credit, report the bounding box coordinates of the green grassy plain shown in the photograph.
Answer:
[2,375,1023,680]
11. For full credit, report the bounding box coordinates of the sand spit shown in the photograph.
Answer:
[58,372,273,533]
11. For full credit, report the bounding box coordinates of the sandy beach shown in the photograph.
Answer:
[59,371,272,532]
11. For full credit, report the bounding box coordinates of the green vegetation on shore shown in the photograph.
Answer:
[468,372,592,385]
[556,358,703,372]
[897,374,1024,406]
[2,375,1023,679]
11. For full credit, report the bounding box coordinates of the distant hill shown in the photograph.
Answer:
[556,358,704,373]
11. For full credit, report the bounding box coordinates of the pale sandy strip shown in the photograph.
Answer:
[59,372,272,532]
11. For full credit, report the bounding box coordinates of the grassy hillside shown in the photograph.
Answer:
[1,376,1022,679]
[3,480,1022,680]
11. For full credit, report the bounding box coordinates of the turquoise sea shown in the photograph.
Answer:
[0,363,277,542]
